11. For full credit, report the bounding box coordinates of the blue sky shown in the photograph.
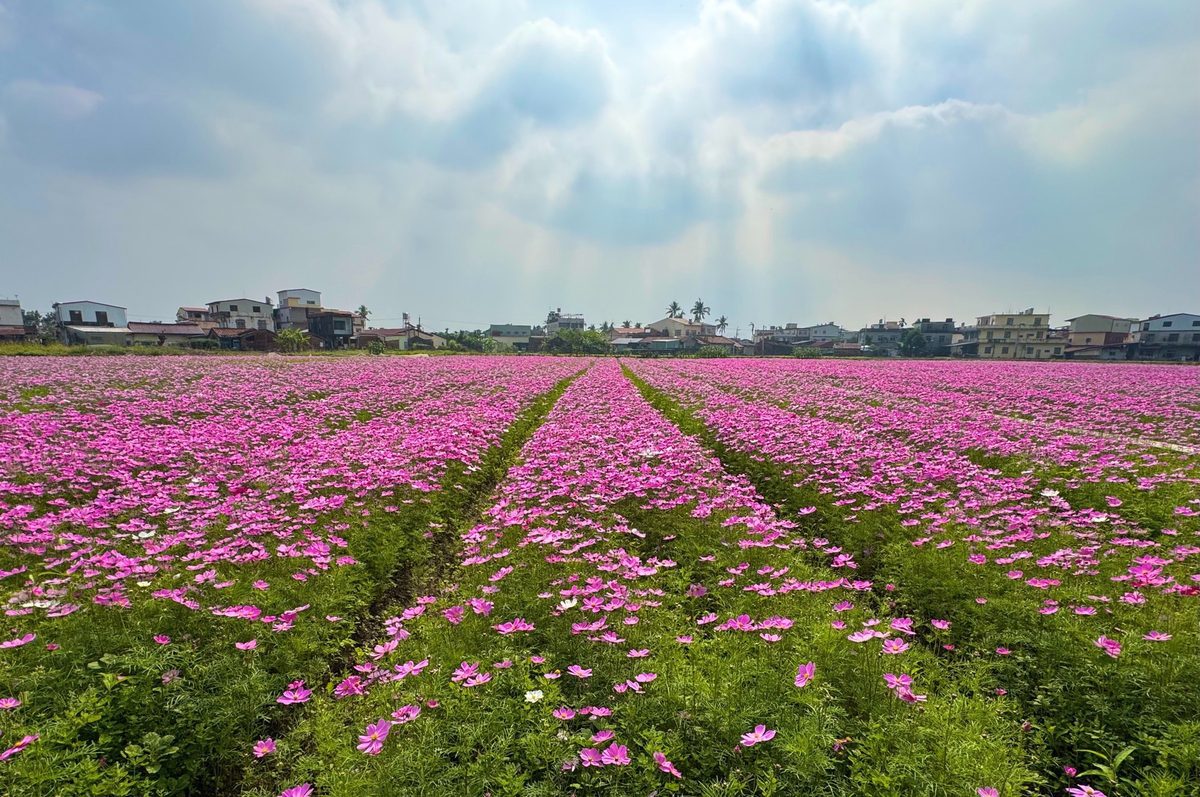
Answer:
[1,0,1197,334]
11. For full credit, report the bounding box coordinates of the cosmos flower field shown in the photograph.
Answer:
[1,356,1198,796]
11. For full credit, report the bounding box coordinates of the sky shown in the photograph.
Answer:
[1,0,1197,336]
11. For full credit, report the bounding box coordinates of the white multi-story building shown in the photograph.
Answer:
[648,316,716,338]
[1134,313,1200,361]
[206,298,275,331]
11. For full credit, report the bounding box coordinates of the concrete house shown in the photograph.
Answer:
[128,322,207,347]
[858,322,903,355]
[1133,313,1200,361]
[488,323,533,350]
[0,298,27,341]
[309,309,354,348]
[206,298,275,331]
[1063,314,1136,360]
[54,301,130,345]
[176,306,217,331]
[274,289,323,331]
[911,318,956,356]
[357,326,447,350]
[648,317,716,339]
[546,309,586,335]
[970,309,1060,359]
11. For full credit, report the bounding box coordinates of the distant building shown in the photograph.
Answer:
[0,298,26,342]
[208,327,279,351]
[648,317,716,339]
[1063,314,1136,360]
[754,322,847,345]
[1132,313,1200,361]
[308,310,354,349]
[54,301,130,345]
[857,321,903,356]
[176,306,217,331]
[489,323,533,351]
[967,309,1060,359]
[275,289,323,331]
[546,309,586,335]
[128,322,207,347]
[0,298,23,327]
[357,326,447,350]
[911,318,956,356]
[606,326,652,341]
[206,298,275,331]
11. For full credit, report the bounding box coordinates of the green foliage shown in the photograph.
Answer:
[276,327,309,353]
[545,328,609,354]
[898,328,928,356]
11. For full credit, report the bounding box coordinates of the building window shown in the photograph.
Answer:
[1162,321,1172,327]
[236,319,246,329]
[1053,347,1062,354]
[1167,333,1179,342]
[983,346,992,354]
[69,310,83,323]
[1033,318,1041,326]
[95,311,109,325]
[1084,337,1092,344]
[230,304,239,312]
[252,306,261,313]
[257,320,268,330]
[1006,318,1014,326]
[1192,320,1200,326]
[1001,346,1009,354]
[1191,333,1200,341]
[307,300,316,305]
[1025,345,1033,354]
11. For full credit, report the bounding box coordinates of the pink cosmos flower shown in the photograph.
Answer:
[253,738,276,758]
[567,665,592,678]
[883,673,913,690]
[591,729,615,744]
[627,648,650,658]
[882,638,910,655]
[493,617,535,635]
[357,719,391,755]
[0,697,21,710]
[1066,787,1107,797]
[391,704,421,724]
[654,751,682,778]
[601,743,631,766]
[279,785,313,797]
[579,748,603,767]
[977,789,999,797]
[553,707,576,720]
[153,635,171,645]
[740,724,776,747]
[0,734,38,762]
[236,640,258,650]
[276,680,312,705]
[1142,631,1171,641]
[794,661,816,688]
[930,619,951,630]
[1094,636,1122,658]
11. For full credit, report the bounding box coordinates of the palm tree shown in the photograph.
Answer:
[715,315,728,334]
[691,299,711,323]
[622,320,631,328]
[666,301,683,319]
[356,304,370,320]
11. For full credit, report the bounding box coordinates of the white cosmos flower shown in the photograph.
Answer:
[524,690,544,703]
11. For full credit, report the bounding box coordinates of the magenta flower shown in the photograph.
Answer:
[579,748,603,767]
[601,743,631,766]
[235,639,258,650]
[391,704,421,724]
[1066,787,1107,797]
[276,680,312,705]
[356,719,391,756]
[881,638,910,655]
[1094,636,1122,658]
[740,724,776,747]
[153,635,171,645]
[279,785,313,797]
[654,751,682,778]
[1142,631,1171,641]
[566,665,592,678]
[0,697,21,710]
[553,707,576,721]
[253,738,276,758]
[0,734,38,762]
[977,789,999,797]
[493,617,536,635]
[794,661,816,688]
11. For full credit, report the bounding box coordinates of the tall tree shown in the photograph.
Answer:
[715,315,729,333]
[666,301,683,319]
[899,328,927,356]
[691,299,711,323]
[356,305,370,320]
[622,320,632,328]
